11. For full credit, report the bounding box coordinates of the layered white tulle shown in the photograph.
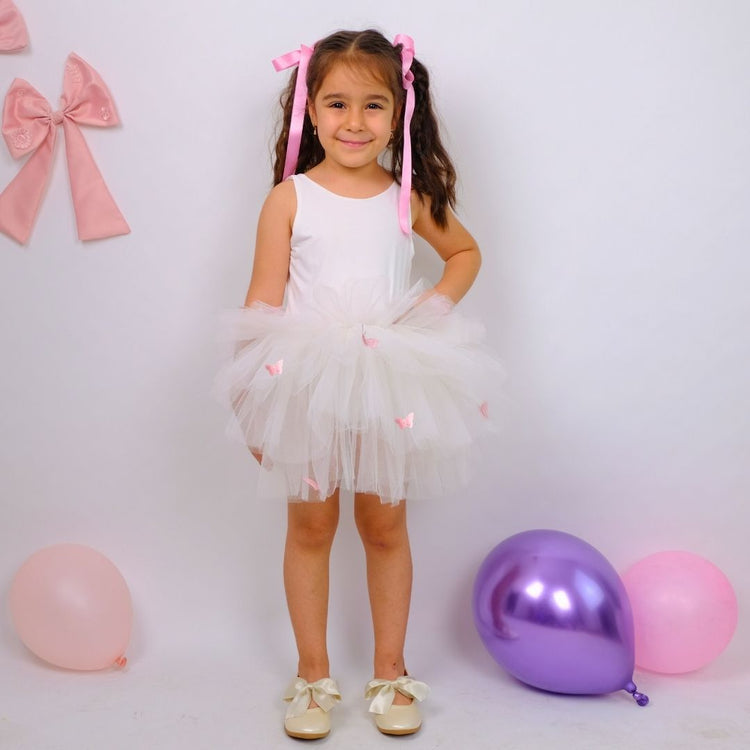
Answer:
[213,277,503,503]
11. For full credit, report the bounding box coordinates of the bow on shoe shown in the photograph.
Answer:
[0,0,28,52]
[365,675,430,715]
[0,52,130,244]
[283,677,342,719]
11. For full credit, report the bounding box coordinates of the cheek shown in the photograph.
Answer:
[375,110,396,133]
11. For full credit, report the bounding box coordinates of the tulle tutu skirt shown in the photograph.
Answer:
[213,278,504,503]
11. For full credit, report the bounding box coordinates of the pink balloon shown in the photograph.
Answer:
[621,551,737,674]
[9,544,132,670]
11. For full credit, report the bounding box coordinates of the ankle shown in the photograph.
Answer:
[297,659,330,683]
[373,658,406,681]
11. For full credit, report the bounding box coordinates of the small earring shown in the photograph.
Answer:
[313,125,318,136]
[389,130,394,143]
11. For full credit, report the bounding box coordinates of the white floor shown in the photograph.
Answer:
[2,624,748,749]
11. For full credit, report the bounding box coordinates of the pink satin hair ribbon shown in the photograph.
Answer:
[272,44,314,183]
[0,53,129,244]
[393,34,415,235]
[272,34,416,235]
[0,0,28,52]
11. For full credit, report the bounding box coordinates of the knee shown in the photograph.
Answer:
[288,505,339,549]
[356,505,407,550]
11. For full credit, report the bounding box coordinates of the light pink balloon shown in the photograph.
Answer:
[9,544,132,670]
[621,551,737,674]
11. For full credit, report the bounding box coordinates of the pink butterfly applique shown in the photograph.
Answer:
[303,476,320,491]
[395,412,414,429]
[480,401,489,418]
[361,325,379,348]
[265,359,283,376]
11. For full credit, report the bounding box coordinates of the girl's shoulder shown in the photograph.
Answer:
[258,179,297,236]
[268,177,297,202]
[263,178,297,213]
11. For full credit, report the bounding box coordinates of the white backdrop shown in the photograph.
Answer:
[1,0,748,731]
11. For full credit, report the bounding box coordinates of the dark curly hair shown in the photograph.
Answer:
[272,29,457,228]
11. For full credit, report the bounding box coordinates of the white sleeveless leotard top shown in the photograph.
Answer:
[285,174,414,312]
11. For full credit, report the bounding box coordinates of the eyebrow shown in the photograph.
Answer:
[321,93,391,102]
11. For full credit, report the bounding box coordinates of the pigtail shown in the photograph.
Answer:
[391,55,457,228]
[272,68,324,185]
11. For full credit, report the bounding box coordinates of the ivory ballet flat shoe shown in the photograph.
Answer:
[365,674,430,736]
[283,676,342,740]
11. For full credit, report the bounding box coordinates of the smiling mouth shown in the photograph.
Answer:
[339,139,372,147]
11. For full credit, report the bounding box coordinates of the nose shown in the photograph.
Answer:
[346,108,363,131]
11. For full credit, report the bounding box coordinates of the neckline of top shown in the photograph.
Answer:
[297,173,396,201]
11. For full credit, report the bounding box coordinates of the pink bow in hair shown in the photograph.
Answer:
[272,44,314,181]
[393,34,415,235]
[0,0,28,52]
[0,53,129,245]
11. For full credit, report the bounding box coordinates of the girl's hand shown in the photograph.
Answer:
[415,287,437,305]
[393,286,454,324]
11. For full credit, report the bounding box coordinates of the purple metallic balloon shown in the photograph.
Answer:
[473,530,648,706]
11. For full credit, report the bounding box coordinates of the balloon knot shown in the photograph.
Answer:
[625,681,649,707]
[114,656,128,669]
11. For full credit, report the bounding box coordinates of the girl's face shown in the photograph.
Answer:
[308,63,398,174]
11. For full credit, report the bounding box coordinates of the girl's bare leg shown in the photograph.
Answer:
[354,493,413,705]
[284,489,340,695]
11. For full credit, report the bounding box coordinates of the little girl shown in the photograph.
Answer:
[215,29,501,739]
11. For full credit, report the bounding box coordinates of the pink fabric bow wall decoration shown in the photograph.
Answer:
[0,0,28,52]
[0,53,129,244]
